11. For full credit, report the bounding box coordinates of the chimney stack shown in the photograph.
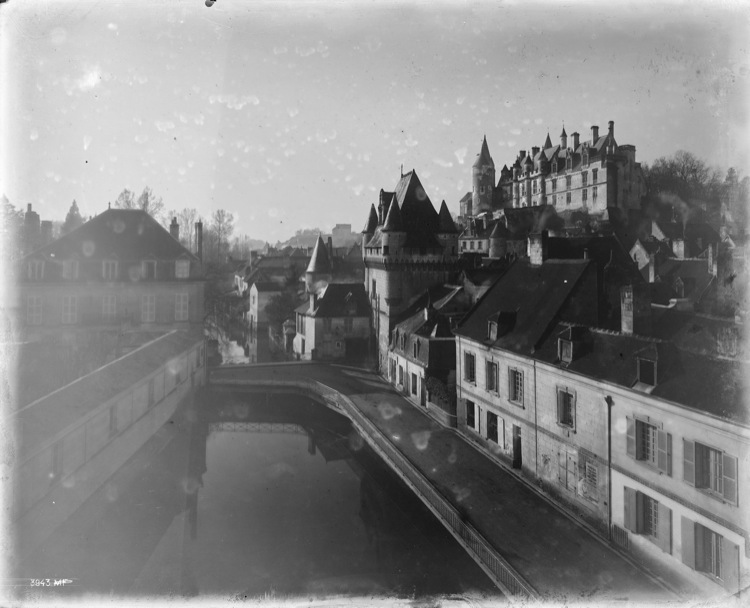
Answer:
[572,132,580,149]
[170,217,180,241]
[620,283,651,335]
[591,125,599,143]
[528,232,548,267]
[194,221,203,261]
[327,236,333,258]
[608,120,614,138]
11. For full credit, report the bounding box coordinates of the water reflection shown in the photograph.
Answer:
[15,391,496,600]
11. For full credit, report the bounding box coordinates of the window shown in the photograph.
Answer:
[398,365,403,385]
[552,179,557,192]
[141,294,156,323]
[486,361,498,392]
[27,260,44,280]
[623,488,672,553]
[62,260,79,279]
[382,245,389,255]
[464,352,476,382]
[62,295,77,324]
[566,176,571,189]
[592,169,598,183]
[466,399,477,431]
[480,185,485,194]
[175,293,189,321]
[411,373,417,395]
[582,189,588,203]
[626,417,672,475]
[637,357,656,386]
[552,161,558,173]
[461,241,467,250]
[558,338,573,363]
[142,260,157,280]
[582,172,588,187]
[390,358,396,382]
[470,241,475,250]
[27,296,42,325]
[557,388,575,428]
[593,187,598,201]
[566,192,571,205]
[102,294,117,321]
[488,321,498,341]
[682,519,740,590]
[508,368,523,405]
[532,181,537,194]
[371,279,376,296]
[478,241,483,250]
[487,411,498,443]
[103,260,118,281]
[684,440,737,504]
[175,259,190,279]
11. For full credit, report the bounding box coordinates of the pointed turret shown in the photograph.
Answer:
[362,204,378,234]
[382,194,404,231]
[305,234,332,296]
[473,135,495,169]
[560,126,568,149]
[543,132,552,149]
[438,200,458,233]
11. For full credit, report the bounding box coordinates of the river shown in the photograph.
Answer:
[14,389,498,602]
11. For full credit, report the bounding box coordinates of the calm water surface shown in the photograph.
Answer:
[15,390,497,600]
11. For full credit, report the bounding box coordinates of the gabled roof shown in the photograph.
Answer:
[309,283,370,318]
[383,193,405,231]
[23,208,197,262]
[455,258,591,353]
[362,204,379,233]
[473,135,494,169]
[543,133,552,149]
[306,235,332,274]
[459,192,473,204]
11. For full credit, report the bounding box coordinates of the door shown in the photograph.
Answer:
[512,425,522,469]
[420,377,426,406]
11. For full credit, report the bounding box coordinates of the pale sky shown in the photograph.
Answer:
[2,0,749,243]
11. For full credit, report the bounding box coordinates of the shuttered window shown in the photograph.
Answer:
[626,416,671,475]
[682,517,740,592]
[684,439,738,505]
[557,388,575,429]
[623,487,672,554]
[464,352,476,382]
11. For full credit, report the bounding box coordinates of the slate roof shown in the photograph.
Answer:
[24,208,198,263]
[438,200,459,233]
[455,258,591,354]
[306,283,370,318]
[15,329,204,460]
[533,322,748,425]
[306,236,332,274]
[362,204,379,233]
[473,136,494,169]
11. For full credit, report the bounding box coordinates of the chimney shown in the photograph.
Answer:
[483,215,488,230]
[672,238,685,259]
[648,254,656,283]
[41,220,53,245]
[591,125,599,143]
[620,283,651,335]
[528,232,548,267]
[170,217,180,241]
[572,132,580,149]
[608,120,614,138]
[531,146,540,157]
[194,221,203,261]
[327,236,333,258]
[708,243,718,277]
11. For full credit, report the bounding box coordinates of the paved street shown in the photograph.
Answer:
[211,362,679,602]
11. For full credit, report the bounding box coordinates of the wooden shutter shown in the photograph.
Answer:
[557,390,563,424]
[681,516,695,569]
[722,454,738,505]
[683,439,695,485]
[626,417,636,458]
[656,502,672,554]
[721,538,740,593]
[623,487,637,532]
[657,430,672,476]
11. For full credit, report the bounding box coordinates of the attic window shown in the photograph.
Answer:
[27,260,45,280]
[637,357,657,387]
[142,260,157,280]
[488,321,498,341]
[175,259,190,279]
[558,338,573,364]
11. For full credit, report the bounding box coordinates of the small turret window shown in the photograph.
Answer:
[637,357,657,386]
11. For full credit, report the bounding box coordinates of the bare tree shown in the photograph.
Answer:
[114,187,165,222]
[210,209,234,261]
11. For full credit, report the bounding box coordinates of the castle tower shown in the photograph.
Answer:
[472,136,495,215]
[305,235,332,296]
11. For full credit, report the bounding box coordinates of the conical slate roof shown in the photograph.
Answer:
[473,135,494,168]
[362,204,378,233]
[438,200,458,233]
[306,235,332,273]
[544,132,552,149]
[560,126,567,137]
[382,194,404,231]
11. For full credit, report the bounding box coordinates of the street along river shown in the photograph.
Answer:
[14,389,498,601]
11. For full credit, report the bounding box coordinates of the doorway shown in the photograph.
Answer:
[512,425,522,469]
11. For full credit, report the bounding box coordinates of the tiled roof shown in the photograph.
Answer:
[438,200,459,233]
[24,208,197,262]
[455,258,591,353]
[533,322,748,425]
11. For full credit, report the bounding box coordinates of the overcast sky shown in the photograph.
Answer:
[1,0,748,243]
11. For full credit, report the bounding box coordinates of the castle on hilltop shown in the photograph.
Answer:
[460,121,646,220]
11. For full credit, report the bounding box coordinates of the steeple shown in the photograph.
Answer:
[362,204,378,234]
[543,132,552,149]
[382,194,404,231]
[560,126,568,149]
[306,234,332,274]
[473,135,494,169]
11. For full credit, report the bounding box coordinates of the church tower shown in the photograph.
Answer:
[472,136,495,215]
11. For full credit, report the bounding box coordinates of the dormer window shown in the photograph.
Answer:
[637,357,657,386]
[62,260,79,280]
[175,259,190,279]
[400,332,406,351]
[552,161,558,173]
[103,260,118,281]
[142,260,157,280]
[488,321,498,341]
[27,260,44,280]
[558,338,573,364]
